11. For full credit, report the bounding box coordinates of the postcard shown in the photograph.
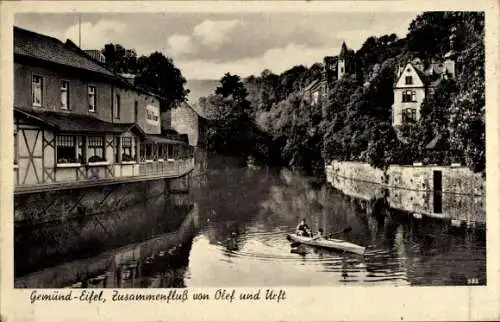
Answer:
[1,1,499,321]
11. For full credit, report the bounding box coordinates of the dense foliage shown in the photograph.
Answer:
[101,44,189,109]
[203,12,485,174]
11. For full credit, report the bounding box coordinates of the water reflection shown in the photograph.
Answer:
[15,203,200,288]
[16,166,486,287]
[186,167,485,286]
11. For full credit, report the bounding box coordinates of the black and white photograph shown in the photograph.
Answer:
[1,1,498,321]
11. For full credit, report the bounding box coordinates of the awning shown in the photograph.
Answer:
[15,107,143,135]
[143,134,188,145]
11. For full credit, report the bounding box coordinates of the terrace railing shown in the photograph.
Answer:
[14,158,195,195]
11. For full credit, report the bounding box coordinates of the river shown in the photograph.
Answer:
[15,166,486,287]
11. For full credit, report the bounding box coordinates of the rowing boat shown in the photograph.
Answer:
[287,233,365,255]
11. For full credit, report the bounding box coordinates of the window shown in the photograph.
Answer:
[88,86,96,112]
[78,137,84,163]
[134,101,138,123]
[121,137,134,162]
[32,75,43,107]
[134,139,138,162]
[145,143,153,161]
[159,144,167,159]
[114,94,121,119]
[114,137,120,163]
[402,108,417,123]
[56,135,78,164]
[146,108,159,123]
[312,91,319,105]
[402,90,417,103]
[405,76,413,85]
[13,131,17,165]
[60,80,69,110]
[87,136,105,162]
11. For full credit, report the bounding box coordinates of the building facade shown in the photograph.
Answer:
[392,32,457,127]
[302,41,355,105]
[391,57,456,127]
[164,102,200,147]
[13,27,193,191]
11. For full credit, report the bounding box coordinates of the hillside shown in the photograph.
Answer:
[200,12,485,174]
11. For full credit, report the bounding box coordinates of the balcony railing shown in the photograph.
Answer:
[138,158,194,177]
[14,158,195,195]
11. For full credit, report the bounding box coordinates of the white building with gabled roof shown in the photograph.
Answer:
[392,31,457,127]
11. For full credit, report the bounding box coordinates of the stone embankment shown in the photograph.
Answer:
[325,161,485,226]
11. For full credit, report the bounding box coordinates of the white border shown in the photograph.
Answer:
[1,1,499,322]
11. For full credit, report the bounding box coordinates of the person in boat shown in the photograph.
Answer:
[296,218,312,237]
[312,228,324,240]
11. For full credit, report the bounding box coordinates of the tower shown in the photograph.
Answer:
[338,42,348,79]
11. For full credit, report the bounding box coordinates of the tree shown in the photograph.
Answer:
[448,13,485,172]
[206,73,254,161]
[135,52,189,109]
[200,11,484,174]
[102,45,189,109]
[216,73,248,103]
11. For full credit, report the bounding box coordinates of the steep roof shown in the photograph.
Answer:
[339,42,349,58]
[303,79,321,92]
[14,106,144,135]
[396,60,451,88]
[15,27,167,102]
[144,134,188,145]
[14,27,115,77]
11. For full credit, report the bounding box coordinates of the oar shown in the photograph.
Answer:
[327,226,352,239]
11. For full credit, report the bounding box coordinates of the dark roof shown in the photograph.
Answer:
[191,100,219,121]
[14,27,167,102]
[14,27,115,78]
[397,61,450,88]
[303,79,322,92]
[144,134,187,145]
[339,42,349,58]
[189,103,208,119]
[180,101,209,120]
[14,107,143,134]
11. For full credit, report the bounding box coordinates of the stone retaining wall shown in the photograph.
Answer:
[326,161,485,225]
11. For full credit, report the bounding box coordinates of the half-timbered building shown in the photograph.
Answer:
[13,26,193,192]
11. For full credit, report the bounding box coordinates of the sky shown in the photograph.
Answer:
[15,12,420,80]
